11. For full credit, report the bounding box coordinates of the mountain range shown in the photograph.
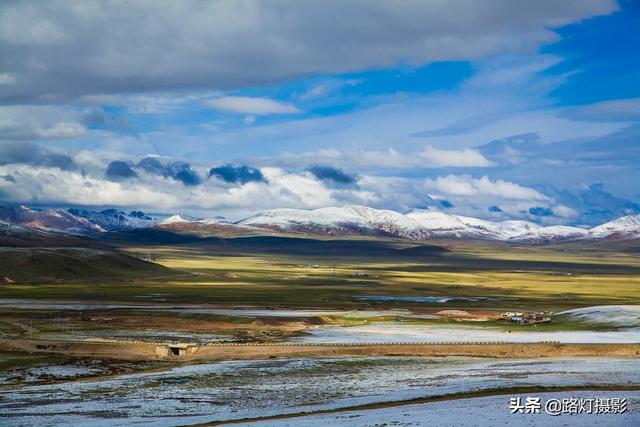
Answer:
[1,204,638,244]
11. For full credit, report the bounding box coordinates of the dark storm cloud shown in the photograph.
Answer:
[137,157,166,175]
[0,141,77,170]
[0,1,616,103]
[165,162,201,186]
[208,165,266,184]
[136,157,201,186]
[307,166,357,184]
[105,160,137,180]
[528,206,554,217]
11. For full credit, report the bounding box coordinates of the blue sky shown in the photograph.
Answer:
[0,0,638,224]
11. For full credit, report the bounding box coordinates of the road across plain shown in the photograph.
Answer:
[1,338,639,361]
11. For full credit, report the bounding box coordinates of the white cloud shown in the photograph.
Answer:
[553,204,579,219]
[38,121,87,138]
[299,84,329,100]
[251,146,492,170]
[0,160,594,225]
[0,117,87,140]
[205,96,300,115]
[420,146,492,167]
[423,175,549,201]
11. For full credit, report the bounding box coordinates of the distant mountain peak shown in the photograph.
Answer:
[67,208,157,231]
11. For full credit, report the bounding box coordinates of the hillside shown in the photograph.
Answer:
[0,248,174,282]
[0,220,97,247]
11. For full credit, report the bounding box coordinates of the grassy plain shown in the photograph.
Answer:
[1,236,638,311]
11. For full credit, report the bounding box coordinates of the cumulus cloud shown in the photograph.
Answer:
[0,164,338,219]
[0,0,617,103]
[205,96,300,115]
[208,164,266,184]
[165,162,202,186]
[137,157,202,186]
[412,174,580,223]
[307,166,357,184]
[137,157,166,175]
[0,157,623,225]
[105,160,137,180]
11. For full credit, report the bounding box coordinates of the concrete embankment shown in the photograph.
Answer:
[1,338,639,360]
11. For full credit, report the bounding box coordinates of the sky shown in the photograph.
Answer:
[0,0,639,225]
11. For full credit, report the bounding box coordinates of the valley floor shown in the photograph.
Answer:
[1,237,638,425]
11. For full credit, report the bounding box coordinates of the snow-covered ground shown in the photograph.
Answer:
[294,322,640,343]
[1,357,638,426]
[354,295,504,303]
[559,305,640,327]
[238,390,640,427]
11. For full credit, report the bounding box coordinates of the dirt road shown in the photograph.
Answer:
[1,338,639,361]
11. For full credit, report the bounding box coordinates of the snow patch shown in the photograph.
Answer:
[559,305,640,327]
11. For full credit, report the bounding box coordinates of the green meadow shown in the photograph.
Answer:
[1,236,638,311]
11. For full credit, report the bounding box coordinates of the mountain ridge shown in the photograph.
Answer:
[0,204,638,244]
[236,205,639,243]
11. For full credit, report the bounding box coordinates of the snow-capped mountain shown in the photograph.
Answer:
[238,205,430,240]
[589,214,640,239]
[68,208,157,231]
[158,214,228,225]
[236,205,604,242]
[0,205,104,233]
[1,203,638,243]
[405,210,589,242]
